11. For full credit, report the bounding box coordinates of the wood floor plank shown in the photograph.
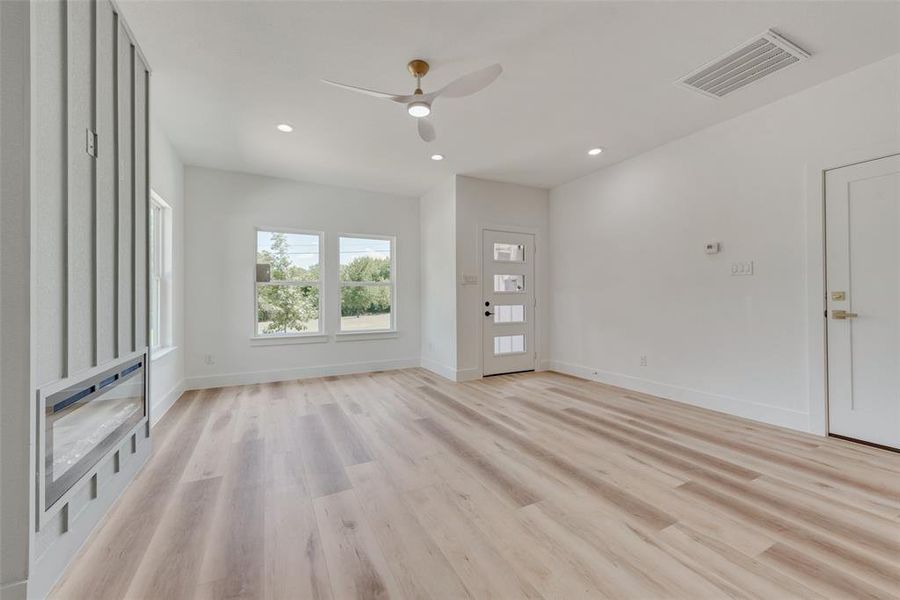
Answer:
[314,488,402,600]
[123,477,223,599]
[51,369,900,600]
[403,484,544,600]
[296,413,353,498]
[346,461,473,600]
[319,402,374,466]
[264,487,332,600]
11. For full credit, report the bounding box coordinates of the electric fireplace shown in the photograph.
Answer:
[42,356,146,510]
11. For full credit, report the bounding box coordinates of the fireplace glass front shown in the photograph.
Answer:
[44,356,146,509]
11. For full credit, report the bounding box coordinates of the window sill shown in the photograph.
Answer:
[151,346,178,362]
[334,330,399,342]
[250,334,329,347]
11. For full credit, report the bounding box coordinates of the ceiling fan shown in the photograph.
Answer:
[322,59,503,143]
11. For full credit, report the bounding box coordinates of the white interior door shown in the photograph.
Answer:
[826,154,900,449]
[482,230,536,376]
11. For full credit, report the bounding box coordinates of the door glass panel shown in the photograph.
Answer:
[493,274,525,292]
[494,335,525,355]
[493,243,525,262]
[494,305,525,324]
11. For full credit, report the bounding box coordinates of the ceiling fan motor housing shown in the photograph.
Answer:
[407,59,430,78]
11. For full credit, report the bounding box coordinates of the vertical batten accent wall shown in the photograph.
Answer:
[27,1,152,597]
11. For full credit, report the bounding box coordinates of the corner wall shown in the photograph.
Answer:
[455,176,550,379]
[419,176,458,379]
[548,54,900,432]
[183,166,421,388]
[418,175,550,382]
[148,119,185,424]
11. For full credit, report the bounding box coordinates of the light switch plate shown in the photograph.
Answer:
[731,261,754,276]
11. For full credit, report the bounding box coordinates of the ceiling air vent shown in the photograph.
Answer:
[679,29,810,98]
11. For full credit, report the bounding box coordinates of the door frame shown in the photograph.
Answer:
[477,224,542,377]
[805,143,900,436]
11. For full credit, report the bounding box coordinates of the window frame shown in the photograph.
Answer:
[252,226,326,339]
[337,233,397,334]
[149,190,174,355]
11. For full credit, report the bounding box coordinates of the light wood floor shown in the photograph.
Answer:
[51,369,900,599]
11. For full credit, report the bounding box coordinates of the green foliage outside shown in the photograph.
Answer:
[256,233,391,334]
[340,255,391,317]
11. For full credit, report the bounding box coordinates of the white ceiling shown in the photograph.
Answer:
[120,1,900,197]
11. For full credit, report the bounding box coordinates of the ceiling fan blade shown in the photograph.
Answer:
[434,63,503,99]
[417,118,436,142]
[321,79,408,102]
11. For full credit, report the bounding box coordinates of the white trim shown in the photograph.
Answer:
[184,357,420,390]
[547,360,809,432]
[150,378,185,427]
[150,345,177,362]
[479,225,540,377]
[338,233,397,333]
[335,330,399,342]
[804,143,900,436]
[419,358,482,382]
[249,333,329,346]
[149,190,173,351]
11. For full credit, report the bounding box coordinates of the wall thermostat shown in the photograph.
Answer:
[704,242,721,254]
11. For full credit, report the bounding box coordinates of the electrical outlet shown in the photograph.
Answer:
[204,354,215,365]
[640,355,648,367]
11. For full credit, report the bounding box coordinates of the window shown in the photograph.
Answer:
[494,334,525,355]
[149,191,173,351]
[493,274,525,292]
[339,235,394,332]
[493,242,525,262]
[255,229,322,336]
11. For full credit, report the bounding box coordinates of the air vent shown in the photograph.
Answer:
[679,29,810,98]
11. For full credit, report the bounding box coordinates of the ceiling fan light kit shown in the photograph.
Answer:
[322,58,502,142]
[407,101,431,118]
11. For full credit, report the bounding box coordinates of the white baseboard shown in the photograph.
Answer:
[454,367,482,382]
[419,358,482,382]
[547,360,810,433]
[0,580,26,600]
[184,357,421,390]
[150,379,185,427]
[419,357,457,381]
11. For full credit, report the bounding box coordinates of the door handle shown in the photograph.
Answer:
[832,310,859,320]
[484,310,493,317]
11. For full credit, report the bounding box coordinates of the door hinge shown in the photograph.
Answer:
[86,129,97,158]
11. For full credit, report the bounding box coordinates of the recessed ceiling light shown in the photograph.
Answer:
[587,147,603,156]
[276,123,293,133]
[430,154,444,161]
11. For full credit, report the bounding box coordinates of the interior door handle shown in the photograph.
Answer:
[832,310,859,320]
[484,310,493,317]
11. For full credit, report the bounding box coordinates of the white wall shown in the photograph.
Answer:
[419,176,458,379]
[148,118,185,424]
[455,176,550,379]
[549,54,900,432]
[184,167,420,387]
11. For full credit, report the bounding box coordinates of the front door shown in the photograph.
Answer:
[826,154,900,448]
[482,230,536,376]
